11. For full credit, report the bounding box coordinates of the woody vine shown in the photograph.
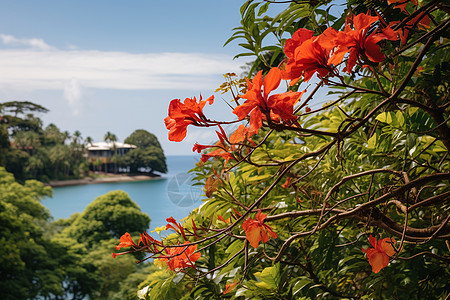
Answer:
[114,1,449,299]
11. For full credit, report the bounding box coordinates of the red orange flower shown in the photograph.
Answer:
[388,0,418,14]
[229,124,252,144]
[115,232,138,250]
[218,215,231,224]
[281,177,292,189]
[193,125,254,166]
[282,28,336,84]
[164,95,214,142]
[223,281,239,294]
[323,12,397,73]
[166,217,187,240]
[113,231,165,258]
[138,231,163,248]
[159,242,201,271]
[233,67,304,135]
[242,210,277,248]
[199,141,235,166]
[391,12,430,45]
[361,235,396,273]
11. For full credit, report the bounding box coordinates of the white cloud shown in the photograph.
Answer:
[63,78,83,116]
[0,34,54,51]
[0,34,245,92]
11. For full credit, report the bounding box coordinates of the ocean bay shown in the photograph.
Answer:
[42,155,203,230]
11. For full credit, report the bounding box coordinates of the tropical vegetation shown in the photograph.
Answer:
[113,0,450,299]
[0,167,153,300]
[0,102,167,182]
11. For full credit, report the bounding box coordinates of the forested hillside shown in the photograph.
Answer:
[0,167,153,299]
[0,101,166,182]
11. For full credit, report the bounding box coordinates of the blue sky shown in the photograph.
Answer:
[0,0,260,155]
[0,1,337,155]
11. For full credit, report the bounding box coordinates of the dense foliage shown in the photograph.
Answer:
[114,0,449,299]
[0,101,91,182]
[121,129,168,174]
[0,167,53,299]
[0,103,167,182]
[51,190,152,299]
[0,167,152,299]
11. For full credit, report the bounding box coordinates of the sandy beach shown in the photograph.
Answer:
[47,174,161,187]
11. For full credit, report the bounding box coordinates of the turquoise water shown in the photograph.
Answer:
[42,155,203,230]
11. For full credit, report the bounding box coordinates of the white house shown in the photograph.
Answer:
[87,142,136,172]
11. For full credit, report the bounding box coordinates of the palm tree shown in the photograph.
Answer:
[85,136,93,147]
[63,131,71,144]
[104,131,117,173]
[71,130,83,164]
[72,130,82,145]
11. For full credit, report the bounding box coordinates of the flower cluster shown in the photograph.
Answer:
[158,242,201,272]
[283,12,398,81]
[113,218,201,272]
[165,11,399,149]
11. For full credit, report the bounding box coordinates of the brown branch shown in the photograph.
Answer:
[396,251,450,264]
[227,129,275,171]
[314,169,403,233]
[368,208,450,241]
[339,172,450,218]
[392,0,441,31]
[273,173,450,260]
[266,208,346,222]
[293,79,323,114]
[391,17,450,57]
[270,122,338,137]
[195,141,337,253]
[408,190,450,212]
[291,145,331,185]
[299,90,357,117]
[340,28,440,141]
[386,200,408,214]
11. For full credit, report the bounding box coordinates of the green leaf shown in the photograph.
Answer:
[240,0,253,18]
[258,2,270,16]
[367,132,377,149]
[247,173,272,182]
[292,277,312,296]
[254,263,280,290]
[233,53,257,59]
[376,112,395,124]
[395,111,405,127]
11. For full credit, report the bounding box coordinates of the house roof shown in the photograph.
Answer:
[87,142,136,151]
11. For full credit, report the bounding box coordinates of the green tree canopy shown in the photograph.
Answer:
[60,190,151,247]
[125,129,162,149]
[0,167,57,300]
[122,129,167,174]
[0,101,48,134]
[52,190,151,299]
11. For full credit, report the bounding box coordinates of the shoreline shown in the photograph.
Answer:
[47,174,163,187]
